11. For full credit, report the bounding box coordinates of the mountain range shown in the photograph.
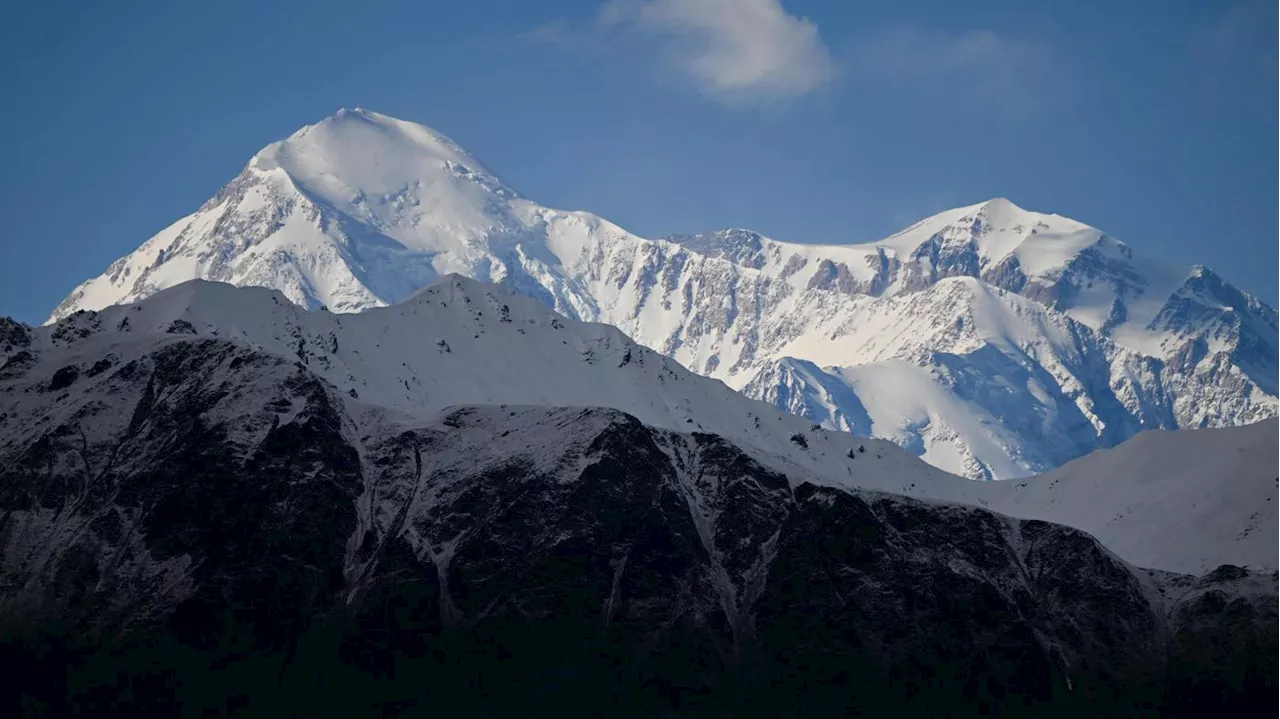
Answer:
[50,108,1278,479]
[14,276,1278,575]
[2,275,1275,715]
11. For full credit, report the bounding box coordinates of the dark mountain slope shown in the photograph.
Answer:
[0,335,1272,716]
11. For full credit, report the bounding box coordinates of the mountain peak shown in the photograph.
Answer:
[333,106,371,117]
[321,106,382,127]
[976,196,1020,212]
[245,109,520,250]
[871,195,1096,272]
[259,108,497,182]
[415,272,503,300]
[971,197,1036,225]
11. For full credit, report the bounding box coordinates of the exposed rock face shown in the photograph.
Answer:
[1162,567,1279,715]
[0,337,1273,716]
[0,317,32,372]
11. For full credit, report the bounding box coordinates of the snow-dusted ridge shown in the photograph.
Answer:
[25,276,942,498]
[49,108,1278,479]
[11,277,1277,575]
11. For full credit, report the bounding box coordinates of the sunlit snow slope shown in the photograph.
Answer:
[51,109,1278,478]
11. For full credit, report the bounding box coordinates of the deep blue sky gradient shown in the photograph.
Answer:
[0,0,1275,322]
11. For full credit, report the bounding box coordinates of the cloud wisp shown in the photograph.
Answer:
[600,0,838,102]
[515,19,577,46]
[853,26,1055,117]
[1189,0,1276,75]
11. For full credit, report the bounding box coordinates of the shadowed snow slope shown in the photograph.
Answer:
[981,419,1277,575]
[50,109,1277,479]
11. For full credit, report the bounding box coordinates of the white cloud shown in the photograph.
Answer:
[601,0,837,101]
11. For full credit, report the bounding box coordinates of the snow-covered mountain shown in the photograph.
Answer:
[12,276,1276,575]
[50,108,1278,478]
[5,271,1277,711]
[7,276,966,526]
[8,289,1277,714]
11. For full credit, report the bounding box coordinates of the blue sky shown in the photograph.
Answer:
[0,0,1274,322]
